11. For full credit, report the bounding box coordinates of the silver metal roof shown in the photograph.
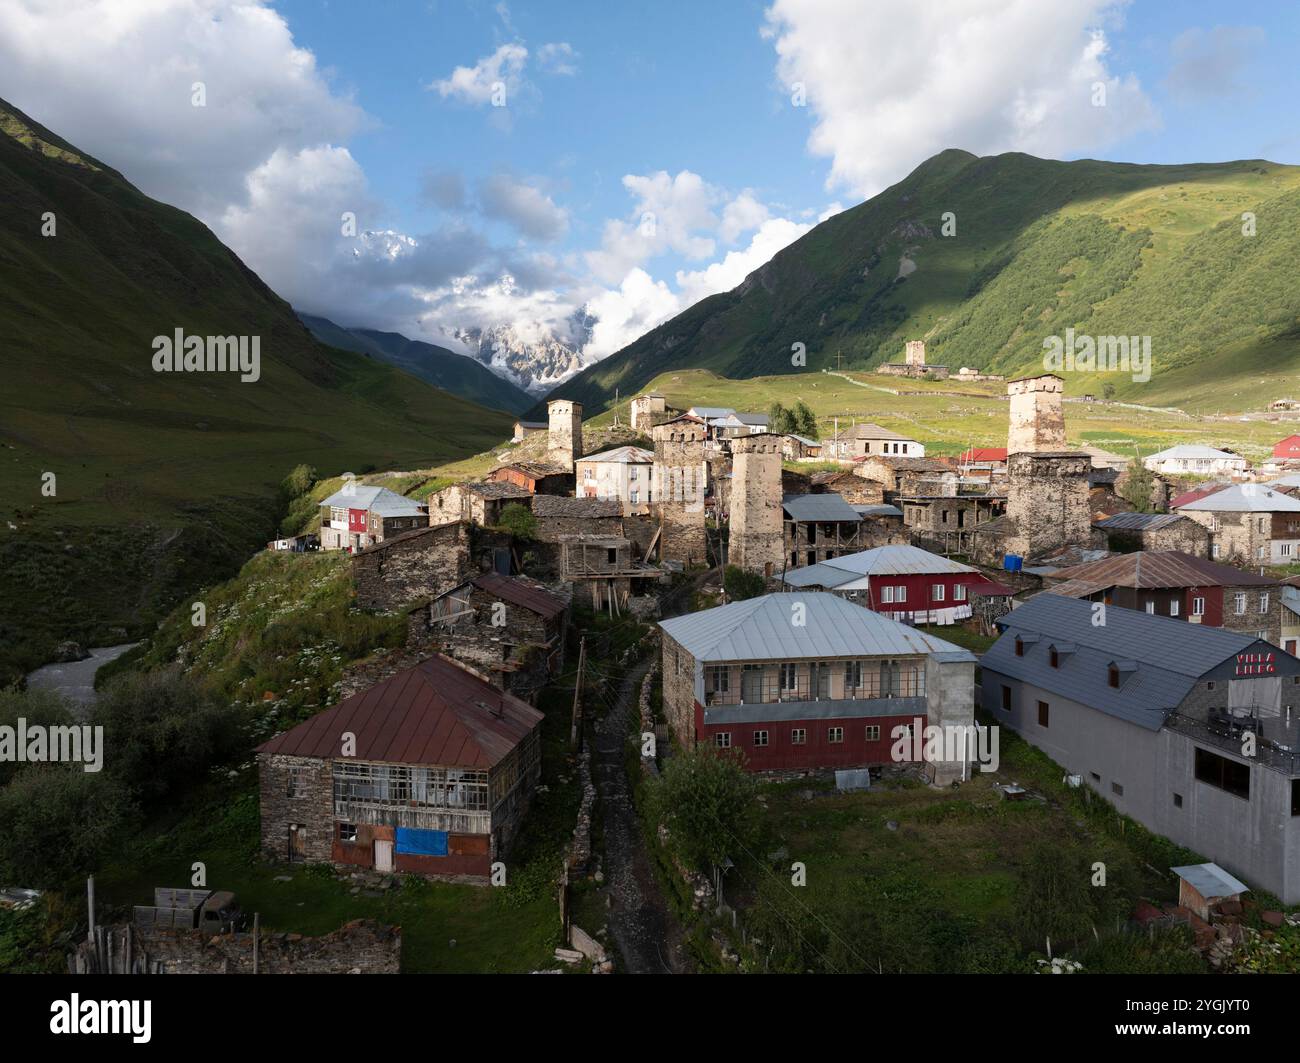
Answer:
[1177,483,1300,512]
[320,484,425,518]
[1148,445,1245,461]
[1094,512,1188,531]
[578,445,654,464]
[782,543,976,581]
[658,592,977,663]
[1170,863,1249,899]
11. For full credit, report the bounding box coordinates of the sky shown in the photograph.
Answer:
[1,0,1297,367]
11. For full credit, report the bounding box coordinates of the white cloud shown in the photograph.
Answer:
[676,217,811,307]
[763,0,1159,196]
[537,42,580,76]
[584,269,682,359]
[719,191,771,243]
[429,43,528,105]
[478,174,569,240]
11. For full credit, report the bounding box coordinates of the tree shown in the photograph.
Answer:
[649,746,759,872]
[0,688,75,787]
[767,402,797,435]
[1118,456,1157,513]
[497,502,538,540]
[793,400,818,438]
[724,565,766,601]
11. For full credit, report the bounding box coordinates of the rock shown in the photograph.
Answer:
[53,641,88,663]
[1262,910,1285,928]
[554,948,583,963]
[886,820,899,831]
[448,939,457,948]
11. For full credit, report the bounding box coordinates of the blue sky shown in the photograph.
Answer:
[1,0,1297,377]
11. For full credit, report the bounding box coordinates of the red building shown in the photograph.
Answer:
[658,592,977,781]
[782,543,1003,622]
[1275,435,1300,461]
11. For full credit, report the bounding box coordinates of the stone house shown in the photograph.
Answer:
[1176,484,1300,566]
[830,423,925,460]
[257,654,542,884]
[319,485,427,553]
[531,495,624,543]
[810,469,885,506]
[351,521,474,611]
[981,593,1300,904]
[415,573,568,704]
[658,592,977,782]
[858,455,957,497]
[426,481,533,528]
[782,493,867,569]
[512,420,547,443]
[487,462,573,496]
[782,434,825,462]
[1041,550,1284,645]
[1093,512,1210,555]
[899,493,1007,555]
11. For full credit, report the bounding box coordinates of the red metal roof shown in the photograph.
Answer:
[472,572,566,620]
[256,655,543,769]
[959,447,1007,463]
[1047,550,1276,590]
[1169,483,1229,509]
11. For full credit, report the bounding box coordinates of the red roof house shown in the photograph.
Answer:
[1274,435,1300,461]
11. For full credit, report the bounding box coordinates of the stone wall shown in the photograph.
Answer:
[1004,452,1093,558]
[1007,375,1065,454]
[660,633,697,750]
[259,754,334,863]
[351,521,473,611]
[1102,519,1210,556]
[729,434,785,575]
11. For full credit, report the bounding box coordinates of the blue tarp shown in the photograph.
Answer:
[395,827,448,856]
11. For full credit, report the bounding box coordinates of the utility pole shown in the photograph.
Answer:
[570,636,586,748]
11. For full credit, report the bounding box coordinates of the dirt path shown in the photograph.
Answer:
[593,657,690,974]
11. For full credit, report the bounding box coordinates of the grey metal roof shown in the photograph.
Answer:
[688,406,735,419]
[1267,474,1300,488]
[704,696,927,725]
[781,493,862,523]
[783,543,976,581]
[983,595,1259,731]
[659,592,977,663]
[320,484,425,518]
[577,445,654,464]
[853,504,904,518]
[1170,863,1249,899]
[1094,512,1190,531]
[1148,445,1245,461]
[1177,483,1300,512]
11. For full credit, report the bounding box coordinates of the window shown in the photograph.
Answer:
[1283,543,1294,558]
[1212,543,1221,559]
[954,583,967,602]
[780,662,799,695]
[338,822,358,843]
[1173,793,1183,809]
[286,766,305,798]
[881,585,894,603]
[791,728,807,745]
[607,548,618,565]
[1292,780,1300,816]
[1194,747,1250,800]
[753,730,769,748]
[1260,593,1271,613]
[1089,772,1101,783]
[828,727,844,744]
[1037,701,1050,728]
[1001,685,1012,711]
[845,660,863,693]
[1108,666,1119,688]
[1144,602,1155,615]
[629,490,639,504]
[1111,782,1124,797]
[865,725,881,741]
[1170,600,1180,617]
[932,583,945,602]
[1015,637,1024,657]
[705,666,729,695]
[1207,680,1215,691]
[1234,593,1246,615]
[715,732,732,749]
[1192,597,1205,616]
[1049,647,1060,668]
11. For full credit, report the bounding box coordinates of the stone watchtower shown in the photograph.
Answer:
[1004,451,1093,558]
[729,434,785,577]
[905,340,926,368]
[1007,375,1065,454]
[547,399,583,469]
[630,391,666,431]
[652,419,709,566]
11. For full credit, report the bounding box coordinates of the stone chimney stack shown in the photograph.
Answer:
[547,399,583,469]
[1006,375,1065,455]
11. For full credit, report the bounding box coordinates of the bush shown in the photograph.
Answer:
[497,502,538,540]
[723,565,765,601]
[0,688,75,787]
[649,746,758,872]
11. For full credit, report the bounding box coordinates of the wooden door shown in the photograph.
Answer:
[374,839,394,872]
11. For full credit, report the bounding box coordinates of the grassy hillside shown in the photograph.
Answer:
[300,313,535,415]
[0,97,513,683]
[552,149,1300,415]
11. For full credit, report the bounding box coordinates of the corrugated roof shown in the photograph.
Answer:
[532,496,622,518]
[1177,484,1300,513]
[1148,445,1245,462]
[577,445,654,464]
[781,493,862,523]
[1047,550,1276,590]
[320,484,425,517]
[659,592,977,663]
[1267,473,1300,488]
[984,595,1259,731]
[959,447,1007,462]
[471,573,566,620]
[853,504,903,518]
[1094,512,1189,531]
[1168,482,1230,509]
[255,655,543,768]
[1171,863,1249,899]
[784,543,977,581]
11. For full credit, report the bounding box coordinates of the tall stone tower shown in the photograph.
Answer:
[1007,375,1065,454]
[652,418,709,566]
[729,434,785,577]
[547,399,583,469]
[905,340,926,367]
[630,391,666,431]
[1004,452,1092,559]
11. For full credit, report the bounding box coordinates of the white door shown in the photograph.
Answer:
[374,839,394,872]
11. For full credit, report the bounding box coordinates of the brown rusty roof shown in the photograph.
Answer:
[255,655,542,769]
[1048,550,1276,590]
[472,573,566,620]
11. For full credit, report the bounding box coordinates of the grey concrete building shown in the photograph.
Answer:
[982,594,1300,903]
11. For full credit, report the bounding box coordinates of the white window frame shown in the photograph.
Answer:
[932,583,945,602]
[715,732,732,749]
[1192,596,1205,616]
[753,730,769,748]
[865,725,880,741]
[791,728,807,745]
[827,727,844,744]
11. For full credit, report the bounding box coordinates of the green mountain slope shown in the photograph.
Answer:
[299,313,534,415]
[0,97,513,682]
[553,149,1300,414]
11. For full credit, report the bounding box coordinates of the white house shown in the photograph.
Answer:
[575,445,655,510]
[1144,445,1248,477]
